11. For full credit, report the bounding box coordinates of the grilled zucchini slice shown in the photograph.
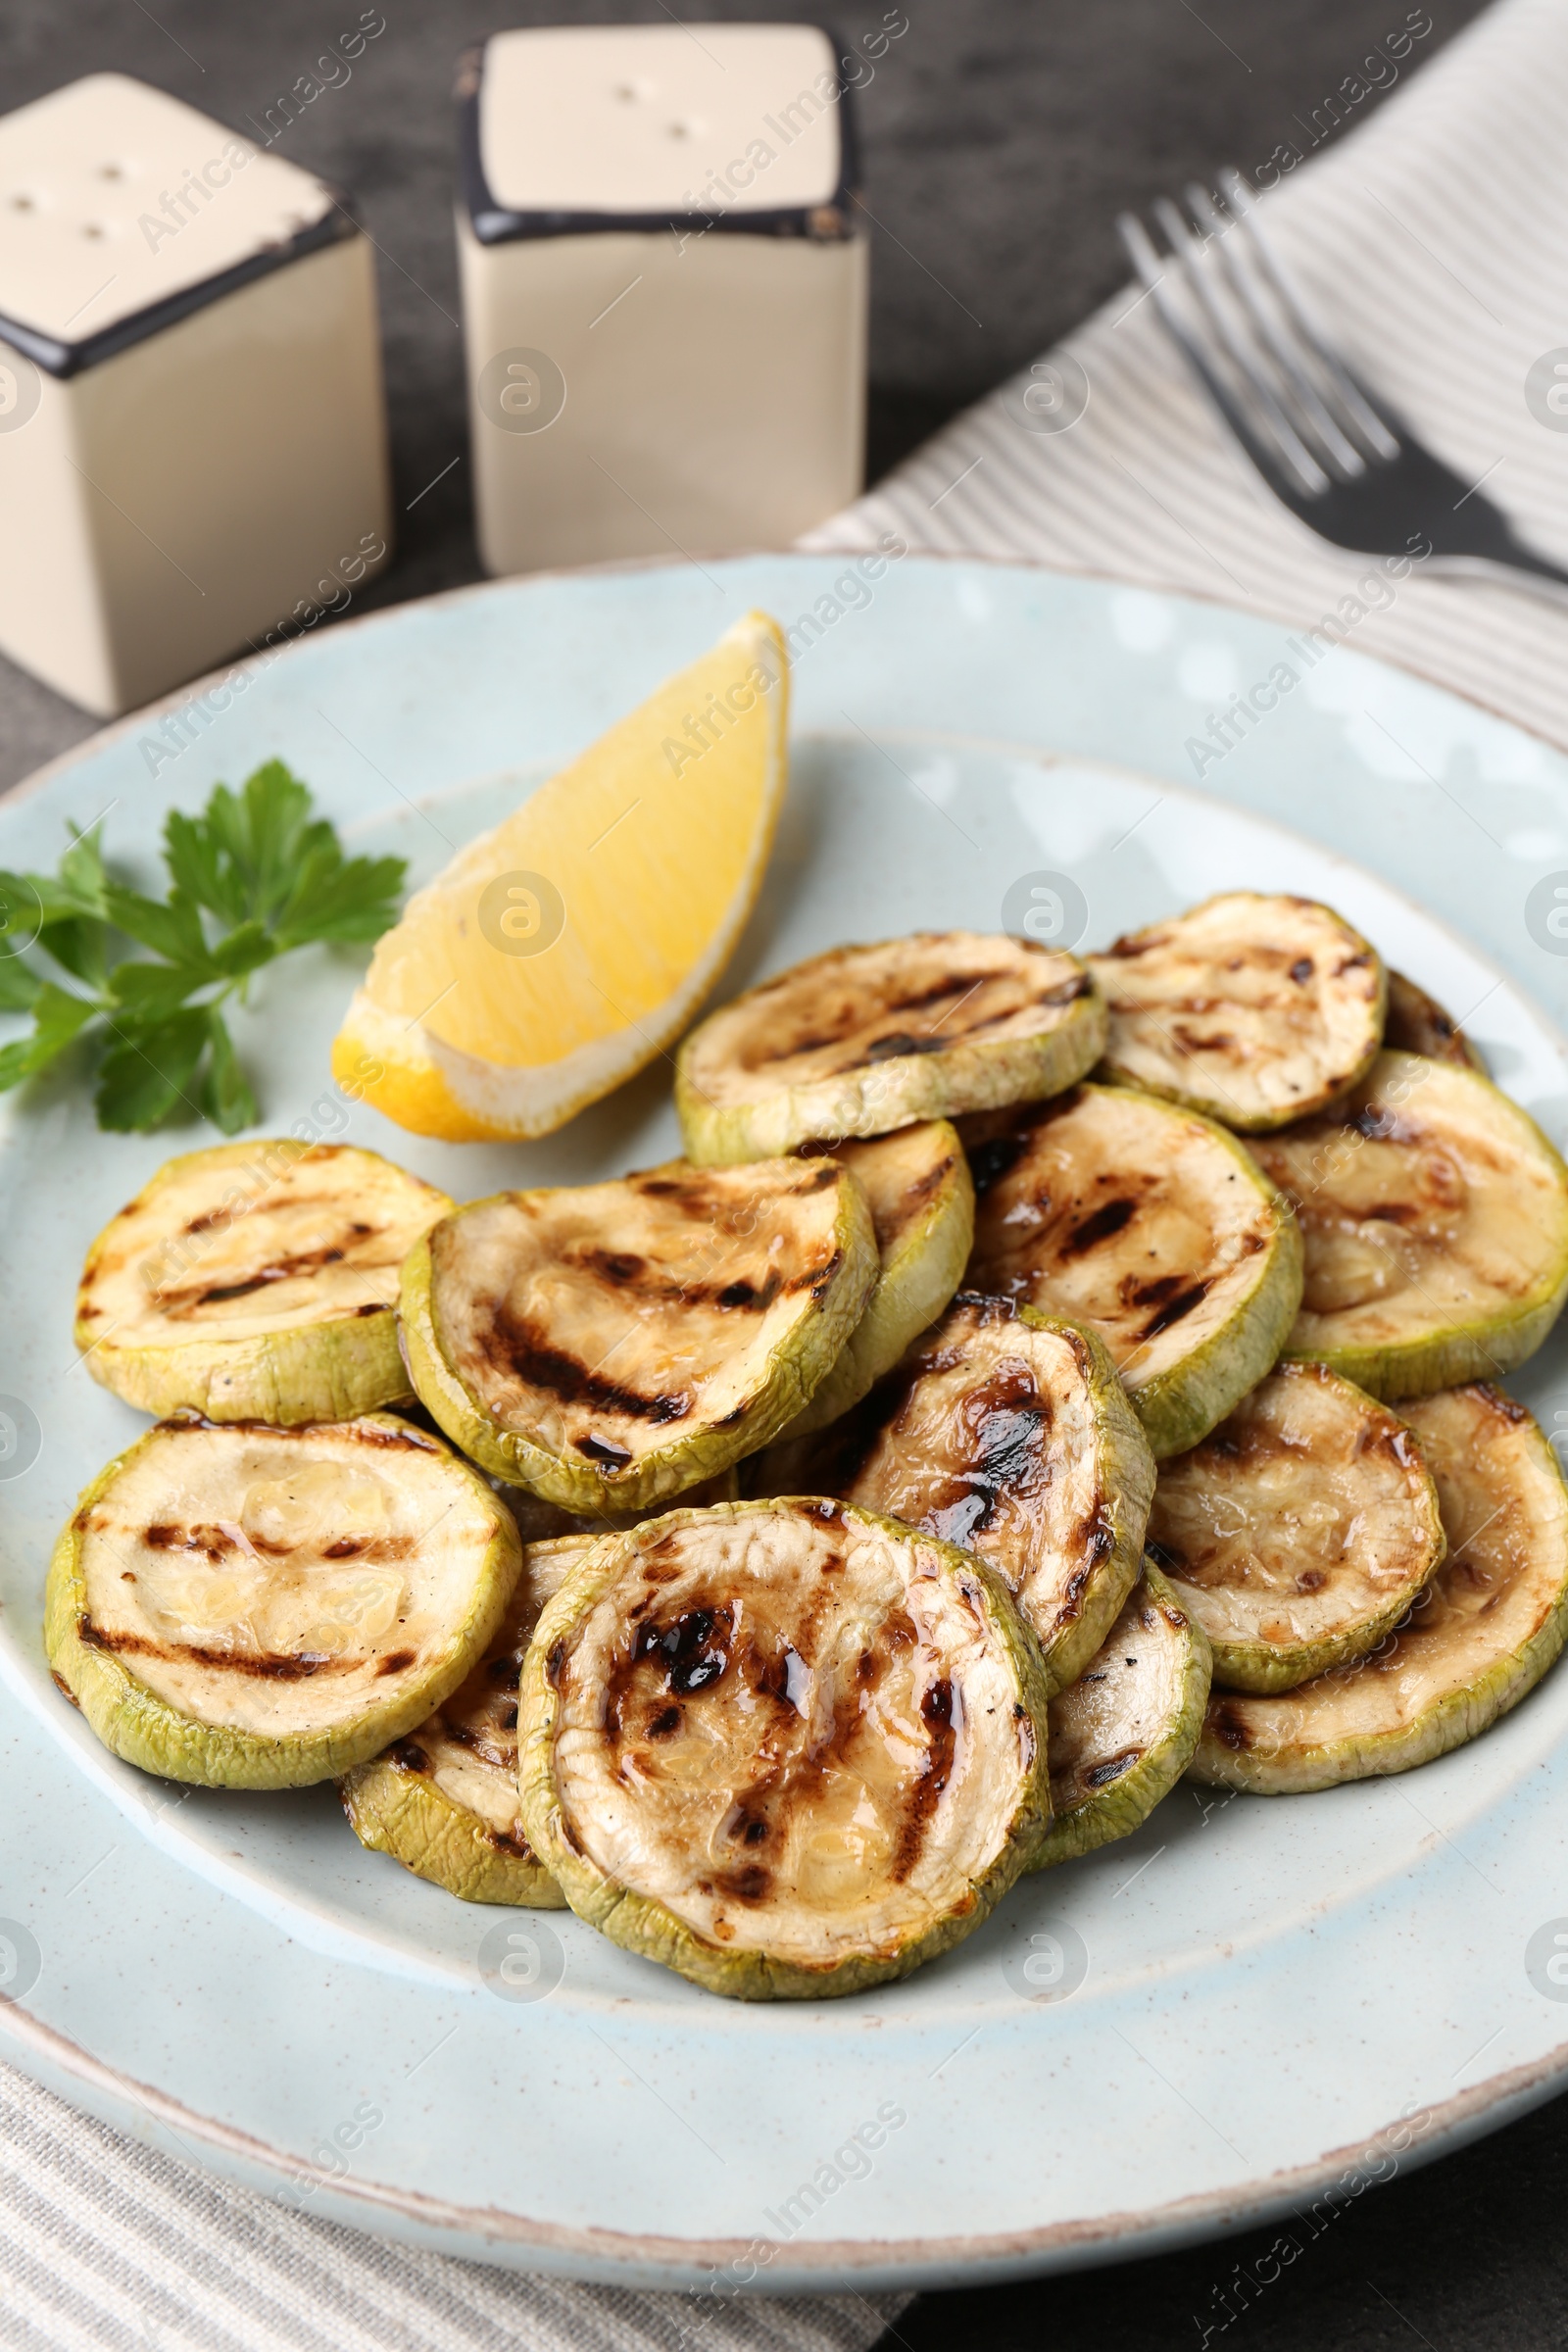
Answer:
[1384,970,1486,1073]
[962,1086,1303,1458]
[675,932,1105,1165]
[1251,1052,1568,1401]
[517,1496,1053,2000]
[74,1142,453,1426]
[45,1413,520,1789]
[339,1533,595,1906]
[1190,1384,1568,1791]
[400,1158,877,1513]
[753,1294,1153,1692]
[1147,1362,1446,1692]
[780,1122,974,1439]
[1087,892,1385,1131]
[1033,1562,1211,1870]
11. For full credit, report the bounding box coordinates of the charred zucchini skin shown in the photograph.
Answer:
[516,1501,1054,2000]
[398,1176,878,1513]
[338,1754,565,1908]
[74,1142,452,1427]
[1128,1110,1305,1460]
[674,947,1107,1167]
[1032,1562,1212,1871]
[45,1415,521,1791]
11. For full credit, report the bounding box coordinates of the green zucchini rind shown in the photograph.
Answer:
[1087,891,1386,1132]
[502,1467,742,1544]
[675,932,1105,1166]
[1148,1361,1446,1693]
[1252,1052,1568,1401]
[75,1141,453,1426]
[961,1085,1303,1458]
[339,1533,596,1907]
[1033,1562,1211,1870]
[1384,970,1487,1074]
[1189,1383,1568,1792]
[517,1497,1053,2000]
[46,1413,521,1790]
[399,1158,878,1514]
[779,1121,975,1440]
[752,1293,1153,1693]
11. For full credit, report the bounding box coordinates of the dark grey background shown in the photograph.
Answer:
[15,4,1568,2348]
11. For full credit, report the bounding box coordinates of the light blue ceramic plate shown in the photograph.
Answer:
[4,552,1568,2292]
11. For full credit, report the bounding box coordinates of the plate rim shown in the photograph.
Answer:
[4,1991,1566,2288]
[13,540,1568,820]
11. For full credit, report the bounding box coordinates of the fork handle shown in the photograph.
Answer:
[1428,548,1568,612]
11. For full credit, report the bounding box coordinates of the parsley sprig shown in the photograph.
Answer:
[0,761,405,1134]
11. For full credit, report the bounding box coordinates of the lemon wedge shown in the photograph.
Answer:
[332,611,789,1142]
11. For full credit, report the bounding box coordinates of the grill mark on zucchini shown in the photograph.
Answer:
[894,1678,957,1883]
[138,1519,416,1565]
[966,1129,1035,1194]
[1060,1197,1138,1256]
[474,1305,694,1428]
[860,1031,949,1064]
[919,1365,1052,1550]
[164,1245,360,1311]
[1208,1698,1253,1750]
[76,1617,362,1680]
[779,968,1063,1072]
[566,1245,818,1313]
[1135,1278,1212,1340]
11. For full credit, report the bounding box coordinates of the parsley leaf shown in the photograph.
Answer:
[0,762,405,1134]
[163,761,404,945]
[0,983,99,1090]
[95,1007,211,1133]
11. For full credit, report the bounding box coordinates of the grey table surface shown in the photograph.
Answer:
[8,4,1567,2348]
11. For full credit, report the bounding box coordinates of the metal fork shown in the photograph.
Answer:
[1117,171,1568,605]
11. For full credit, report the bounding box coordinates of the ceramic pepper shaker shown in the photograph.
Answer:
[0,73,392,717]
[456,23,867,577]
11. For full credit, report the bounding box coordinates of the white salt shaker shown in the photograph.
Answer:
[456,23,867,577]
[0,73,392,717]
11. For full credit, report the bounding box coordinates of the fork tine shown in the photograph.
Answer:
[1115,211,1326,501]
[1183,181,1365,480]
[1219,170,1401,462]
[1150,195,1331,497]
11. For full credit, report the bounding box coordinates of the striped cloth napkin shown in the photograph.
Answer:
[4,0,1564,2341]
[807,0,1568,755]
[0,2064,907,2349]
